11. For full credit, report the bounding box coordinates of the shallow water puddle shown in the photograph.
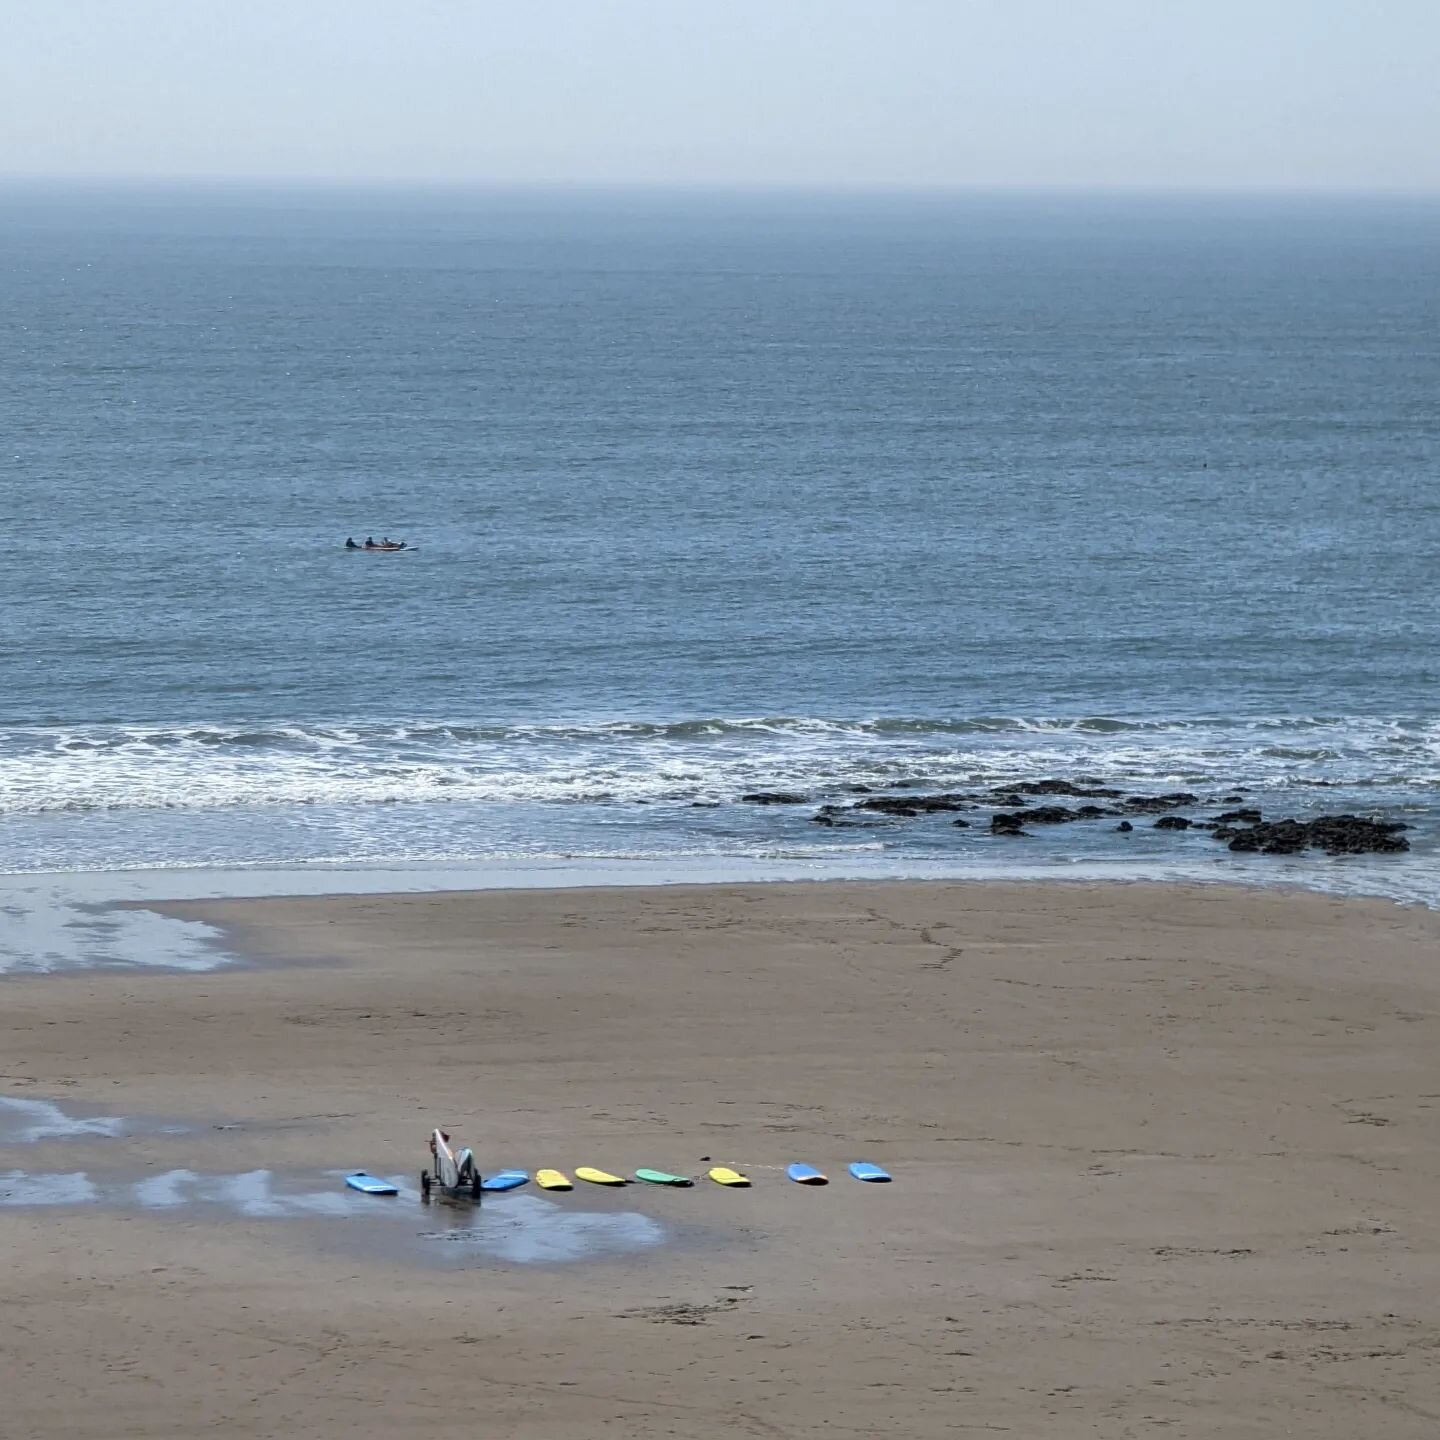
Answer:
[0,1170,98,1205]
[0,1094,189,1144]
[0,1096,126,1143]
[0,1166,667,1264]
[416,1192,665,1265]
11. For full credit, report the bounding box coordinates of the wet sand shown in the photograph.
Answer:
[4,880,1440,1437]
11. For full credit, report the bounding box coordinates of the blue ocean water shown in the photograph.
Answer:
[2,185,1437,896]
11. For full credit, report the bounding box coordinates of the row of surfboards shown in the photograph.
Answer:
[345,1161,891,1195]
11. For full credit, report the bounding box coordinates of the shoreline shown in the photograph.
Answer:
[1,848,1434,977]
[143,874,1438,973]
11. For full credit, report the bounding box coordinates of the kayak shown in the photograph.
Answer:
[346,544,412,552]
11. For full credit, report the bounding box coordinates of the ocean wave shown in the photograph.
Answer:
[20,712,1440,753]
[1,713,1437,817]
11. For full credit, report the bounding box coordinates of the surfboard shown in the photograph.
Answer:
[536,1168,572,1191]
[575,1166,628,1186]
[708,1166,750,1187]
[848,1161,892,1182]
[480,1169,529,1192]
[787,1163,828,1185]
[344,1172,398,1195]
[635,1168,693,1186]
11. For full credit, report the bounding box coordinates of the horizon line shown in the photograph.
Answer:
[1,174,1439,201]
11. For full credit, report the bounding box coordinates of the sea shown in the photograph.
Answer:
[1,183,1437,965]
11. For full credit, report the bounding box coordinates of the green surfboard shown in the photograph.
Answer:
[635,1168,693,1186]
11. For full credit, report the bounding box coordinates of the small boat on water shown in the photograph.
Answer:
[344,537,412,552]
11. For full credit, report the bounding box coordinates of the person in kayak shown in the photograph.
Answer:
[364,536,377,548]
[345,537,360,549]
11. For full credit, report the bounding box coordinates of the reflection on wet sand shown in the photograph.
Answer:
[0,1164,667,1265]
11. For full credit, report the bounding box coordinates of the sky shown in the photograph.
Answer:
[1,0,1437,191]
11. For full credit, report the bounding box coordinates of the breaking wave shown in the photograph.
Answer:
[2,713,1437,817]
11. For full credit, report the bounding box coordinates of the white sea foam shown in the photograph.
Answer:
[0,713,1432,922]
[1,714,1436,818]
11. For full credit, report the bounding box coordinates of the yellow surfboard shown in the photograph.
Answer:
[575,1166,628,1186]
[536,1169,572,1191]
[708,1166,750,1187]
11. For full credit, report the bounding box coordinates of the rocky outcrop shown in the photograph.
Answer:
[987,803,1119,827]
[1123,792,1199,812]
[792,780,1413,862]
[1213,814,1409,856]
[811,805,883,827]
[852,793,976,816]
[992,779,1124,799]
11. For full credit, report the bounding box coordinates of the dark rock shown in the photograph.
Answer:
[1124,792,1200,812]
[952,818,971,828]
[1215,808,1262,825]
[1305,815,1409,855]
[1220,793,1247,803]
[852,792,975,816]
[990,813,1030,836]
[843,784,873,794]
[1154,815,1192,830]
[997,779,1125,799]
[1022,805,1085,825]
[1115,821,1133,832]
[992,803,1118,826]
[812,805,881,827]
[1216,813,1409,857]
[740,791,808,805]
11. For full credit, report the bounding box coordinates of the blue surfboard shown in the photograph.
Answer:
[848,1162,891,1183]
[787,1163,828,1185]
[344,1172,398,1195]
[480,1169,529,1192]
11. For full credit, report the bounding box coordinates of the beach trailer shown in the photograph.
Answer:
[420,1128,482,1203]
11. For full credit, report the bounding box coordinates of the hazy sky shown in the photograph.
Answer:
[2,0,1437,190]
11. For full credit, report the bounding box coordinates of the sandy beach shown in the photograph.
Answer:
[5,879,1440,1437]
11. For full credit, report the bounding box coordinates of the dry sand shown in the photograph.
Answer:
[3,880,1440,1437]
